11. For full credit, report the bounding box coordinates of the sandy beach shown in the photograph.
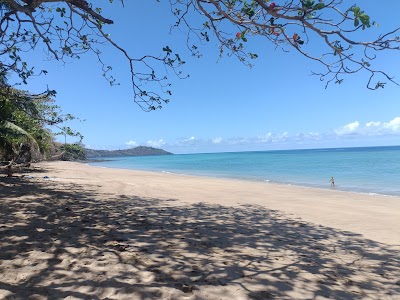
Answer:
[1,161,400,299]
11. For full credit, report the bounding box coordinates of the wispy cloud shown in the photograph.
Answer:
[293,132,321,142]
[115,117,400,153]
[146,139,165,148]
[167,117,400,152]
[175,136,202,146]
[212,137,222,144]
[184,136,197,143]
[225,137,250,145]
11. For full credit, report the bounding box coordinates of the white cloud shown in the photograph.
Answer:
[256,132,291,143]
[115,117,400,153]
[175,136,201,145]
[125,140,138,147]
[257,133,273,143]
[212,137,222,144]
[146,139,165,148]
[366,121,381,128]
[335,117,400,137]
[346,122,360,131]
[278,132,289,141]
[293,132,321,142]
[226,137,250,145]
[335,121,360,136]
[385,117,400,131]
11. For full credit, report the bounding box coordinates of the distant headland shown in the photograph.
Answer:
[84,146,172,158]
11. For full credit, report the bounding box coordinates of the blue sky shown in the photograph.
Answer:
[24,1,400,154]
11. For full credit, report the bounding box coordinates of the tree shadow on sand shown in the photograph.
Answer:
[1,175,399,299]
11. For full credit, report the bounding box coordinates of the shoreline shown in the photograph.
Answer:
[34,161,400,245]
[1,161,400,299]
[86,160,400,198]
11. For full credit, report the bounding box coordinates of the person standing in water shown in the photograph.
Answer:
[329,176,335,186]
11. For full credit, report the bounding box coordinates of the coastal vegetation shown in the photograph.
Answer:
[85,146,172,158]
[0,82,81,169]
[60,143,86,161]
[0,81,169,169]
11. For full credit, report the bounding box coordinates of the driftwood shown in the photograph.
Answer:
[0,161,31,170]
[47,151,65,161]
[0,150,65,170]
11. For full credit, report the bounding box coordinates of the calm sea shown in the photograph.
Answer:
[88,146,400,196]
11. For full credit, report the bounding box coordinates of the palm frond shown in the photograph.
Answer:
[0,120,40,158]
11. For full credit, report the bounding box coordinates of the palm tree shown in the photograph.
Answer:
[0,120,40,163]
[0,83,49,166]
[0,71,80,168]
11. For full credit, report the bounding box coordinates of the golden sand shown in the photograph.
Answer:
[1,161,399,299]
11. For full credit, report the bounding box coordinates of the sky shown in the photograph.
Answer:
[22,1,400,154]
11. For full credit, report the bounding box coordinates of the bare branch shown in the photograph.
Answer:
[1,0,400,111]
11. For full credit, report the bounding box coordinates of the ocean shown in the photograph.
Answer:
[88,146,400,196]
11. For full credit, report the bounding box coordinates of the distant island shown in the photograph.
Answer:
[84,146,172,158]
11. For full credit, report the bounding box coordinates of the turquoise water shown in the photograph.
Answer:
[88,146,400,196]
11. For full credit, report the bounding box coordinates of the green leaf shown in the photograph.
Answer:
[354,18,359,27]
[162,46,172,53]
[359,14,370,26]
[247,9,255,18]
[313,3,324,10]
[249,53,258,59]
[352,6,360,16]
[0,120,40,150]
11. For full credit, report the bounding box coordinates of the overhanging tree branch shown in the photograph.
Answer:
[171,0,400,90]
[0,0,399,112]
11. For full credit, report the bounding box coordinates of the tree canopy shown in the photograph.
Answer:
[0,83,81,165]
[1,0,400,111]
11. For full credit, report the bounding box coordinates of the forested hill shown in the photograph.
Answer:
[85,146,172,158]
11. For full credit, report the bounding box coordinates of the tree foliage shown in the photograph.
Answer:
[0,84,81,164]
[0,0,399,111]
[60,143,86,161]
